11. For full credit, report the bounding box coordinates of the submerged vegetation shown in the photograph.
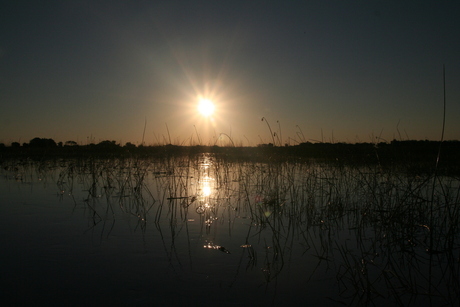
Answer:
[1,139,459,305]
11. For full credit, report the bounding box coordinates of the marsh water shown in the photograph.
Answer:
[1,153,459,306]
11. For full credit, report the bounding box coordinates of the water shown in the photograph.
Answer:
[1,155,459,306]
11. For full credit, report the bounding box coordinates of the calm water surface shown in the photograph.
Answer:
[1,154,459,306]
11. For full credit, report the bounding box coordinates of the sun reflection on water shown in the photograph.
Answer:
[201,178,213,197]
[197,154,215,199]
[194,154,220,233]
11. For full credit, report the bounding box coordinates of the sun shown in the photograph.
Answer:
[197,98,215,117]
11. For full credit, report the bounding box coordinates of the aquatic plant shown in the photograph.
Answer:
[1,149,459,305]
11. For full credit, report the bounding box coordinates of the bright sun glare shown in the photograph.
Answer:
[198,98,215,117]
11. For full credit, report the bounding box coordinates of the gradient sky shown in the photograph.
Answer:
[1,1,459,146]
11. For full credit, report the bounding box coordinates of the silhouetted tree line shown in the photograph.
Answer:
[1,137,459,174]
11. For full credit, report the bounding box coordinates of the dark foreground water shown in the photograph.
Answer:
[1,154,459,306]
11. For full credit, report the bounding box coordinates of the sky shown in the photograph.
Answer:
[1,1,459,146]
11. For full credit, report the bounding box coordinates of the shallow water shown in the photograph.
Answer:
[1,155,459,306]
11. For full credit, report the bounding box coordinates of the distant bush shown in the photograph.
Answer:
[124,142,136,149]
[96,140,120,148]
[29,137,57,147]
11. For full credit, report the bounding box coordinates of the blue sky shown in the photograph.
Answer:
[1,1,459,145]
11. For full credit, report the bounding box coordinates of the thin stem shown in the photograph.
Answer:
[261,117,276,146]
[141,117,147,146]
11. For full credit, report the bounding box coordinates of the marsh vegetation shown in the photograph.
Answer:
[1,147,459,305]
